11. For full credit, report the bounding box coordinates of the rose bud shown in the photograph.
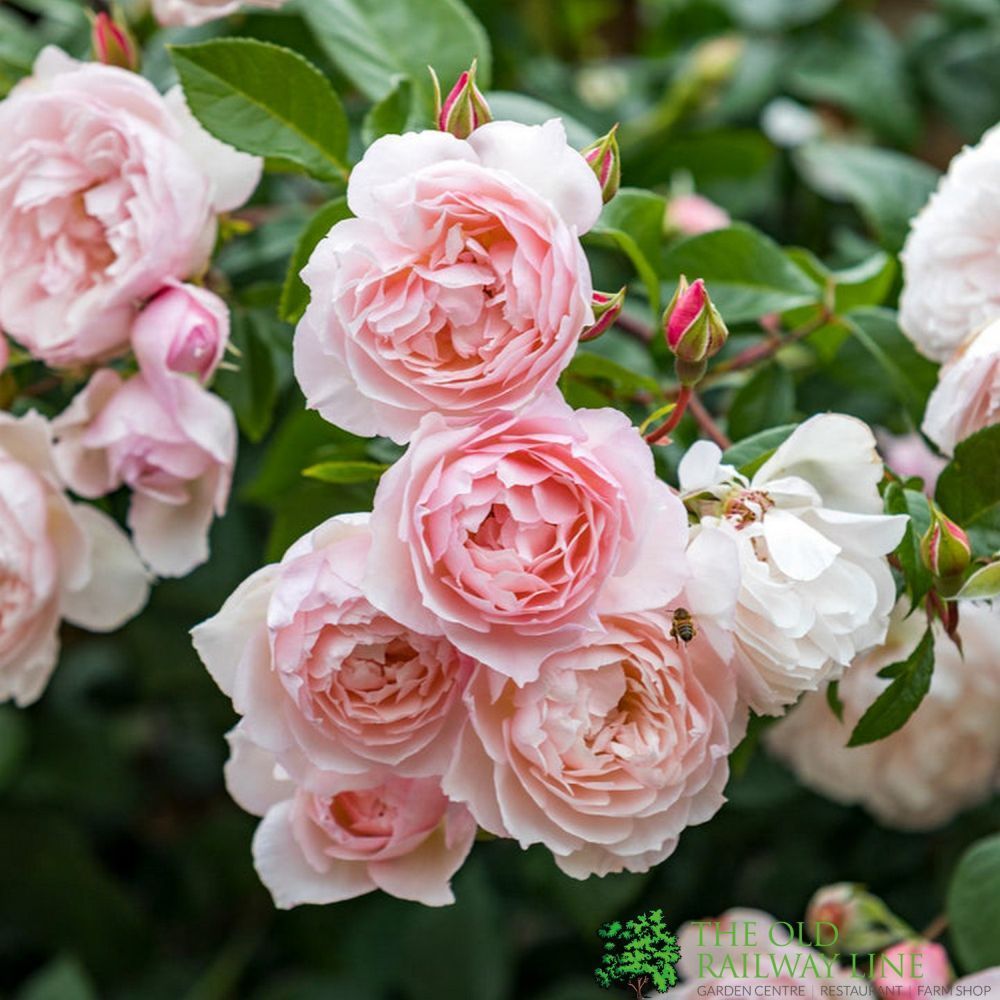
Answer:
[581,124,621,204]
[580,287,626,342]
[131,282,230,388]
[663,276,728,385]
[875,941,952,1000]
[434,59,492,139]
[91,11,139,72]
[920,504,971,581]
[806,883,910,955]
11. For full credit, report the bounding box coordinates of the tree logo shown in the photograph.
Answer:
[594,908,681,999]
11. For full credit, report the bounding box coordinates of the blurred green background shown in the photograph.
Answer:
[2,0,1000,997]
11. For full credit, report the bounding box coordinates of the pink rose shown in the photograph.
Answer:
[0,48,260,367]
[877,433,946,493]
[132,281,230,389]
[922,317,1000,455]
[0,411,149,705]
[665,193,731,236]
[875,942,952,1000]
[191,514,475,788]
[294,122,602,443]
[444,608,743,878]
[153,0,290,26]
[366,395,690,683]
[224,727,476,907]
[53,370,236,578]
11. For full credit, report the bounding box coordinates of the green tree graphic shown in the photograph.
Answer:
[594,909,681,999]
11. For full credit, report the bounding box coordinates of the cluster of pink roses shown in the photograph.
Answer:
[194,114,906,908]
[0,48,263,702]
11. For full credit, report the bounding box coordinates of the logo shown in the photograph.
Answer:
[594,908,682,999]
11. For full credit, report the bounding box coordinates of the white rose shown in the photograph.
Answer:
[767,602,1000,830]
[680,414,907,716]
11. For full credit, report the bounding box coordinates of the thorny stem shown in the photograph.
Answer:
[645,385,691,445]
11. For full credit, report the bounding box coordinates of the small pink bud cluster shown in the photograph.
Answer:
[921,503,971,581]
[581,288,626,341]
[434,59,492,139]
[581,125,621,204]
[662,275,729,385]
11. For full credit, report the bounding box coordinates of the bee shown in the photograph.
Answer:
[669,607,697,644]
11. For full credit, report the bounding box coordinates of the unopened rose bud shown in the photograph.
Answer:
[875,941,952,1000]
[920,504,971,580]
[91,11,139,72]
[663,276,728,386]
[580,125,621,204]
[580,288,626,341]
[690,36,744,87]
[806,883,911,955]
[434,59,492,139]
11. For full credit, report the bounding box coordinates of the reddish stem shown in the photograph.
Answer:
[688,391,731,449]
[645,385,691,445]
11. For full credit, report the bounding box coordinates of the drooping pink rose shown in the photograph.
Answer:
[922,317,1000,455]
[53,370,236,578]
[365,395,690,683]
[294,122,602,443]
[875,941,952,1000]
[444,607,744,878]
[224,727,476,908]
[0,411,149,706]
[153,0,290,26]
[665,193,731,236]
[0,48,260,367]
[192,514,475,789]
[132,281,230,389]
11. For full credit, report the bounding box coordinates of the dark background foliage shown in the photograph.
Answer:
[2,1,999,997]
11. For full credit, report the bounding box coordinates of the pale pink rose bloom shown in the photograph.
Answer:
[875,941,951,1000]
[664,909,872,1000]
[0,411,149,706]
[922,317,1000,455]
[132,281,230,389]
[224,727,476,908]
[294,122,602,443]
[951,969,1000,996]
[680,414,907,716]
[191,514,475,789]
[53,370,236,578]
[665,193,731,235]
[877,432,946,493]
[767,602,1000,830]
[366,395,690,684]
[900,123,1000,362]
[444,606,745,878]
[153,0,289,26]
[0,48,260,367]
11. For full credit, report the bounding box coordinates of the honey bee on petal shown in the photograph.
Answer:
[669,607,698,644]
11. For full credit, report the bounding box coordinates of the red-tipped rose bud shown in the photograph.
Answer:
[921,504,971,580]
[91,10,139,72]
[580,288,626,342]
[806,883,912,955]
[434,59,492,139]
[663,276,728,385]
[581,125,621,204]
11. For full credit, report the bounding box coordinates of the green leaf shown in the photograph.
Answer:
[587,188,668,315]
[842,308,938,425]
[660,225,821,323]
[948,833,1000,971]
[298,0,491,118]
[214,312,287,443]
[936,425,1000,557]
[718,0,838,30]
[279,198,352,324]
[169,39,349,183]
[795,142,939,252]
[831,252,898,314]
[302,460,389,484]
[17,956,96,1000]
[848,628,934,747]
[826,681,844,723]
[722,423,798,475]
[563,351,660,397]
[921,26,1000,141]
[953,561,1000,601]
[884,483,933,607]
[727,363,795,441]
[361,76,413,146]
